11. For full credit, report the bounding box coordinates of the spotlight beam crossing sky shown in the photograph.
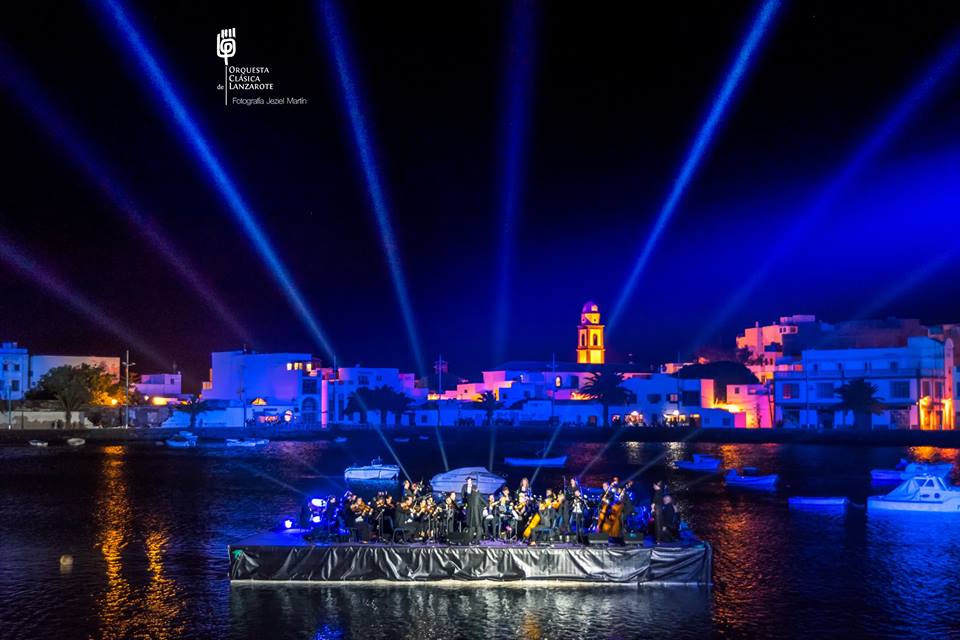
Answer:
[95,0,336,362]
[608,0,781,334]
[0,231,168,366]
[688,36,960,353]
[319,0,426,376]
[0,49,256,348]
[492,0,537,364]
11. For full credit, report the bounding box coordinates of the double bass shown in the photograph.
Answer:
[601,481,633,538]
[596,486,612,532]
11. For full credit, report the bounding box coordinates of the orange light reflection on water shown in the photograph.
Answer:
[95,446,183,639]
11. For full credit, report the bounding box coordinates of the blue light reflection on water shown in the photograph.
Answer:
[0,440,958,638]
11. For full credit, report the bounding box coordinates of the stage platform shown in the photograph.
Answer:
[228,530,712,585]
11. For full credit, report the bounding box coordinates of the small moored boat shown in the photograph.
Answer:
[344,458,400,482]
[333,436,348,444]
[504,455,567,468]
[66,438,86,447]
[675,454,721,473]
[430,467,506,495]
[28,440,48,447]
[867,474,960,513]
[165,435,196,448]
[725,467,778,490]
[788,496,849,509]
[393,437,410,443]
[226,438,269,447]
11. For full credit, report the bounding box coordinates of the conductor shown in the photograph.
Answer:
[461,476,485,543]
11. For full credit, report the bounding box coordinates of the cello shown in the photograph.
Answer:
[596,485,612,532]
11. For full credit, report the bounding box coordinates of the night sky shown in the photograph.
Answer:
[2,1,960,390]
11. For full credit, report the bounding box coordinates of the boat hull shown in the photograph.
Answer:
[675,462,720,473]
[789,497,848,508]
[867,496,960,513]
[344,466,400,482]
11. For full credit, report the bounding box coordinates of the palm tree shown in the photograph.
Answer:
[579,371,635,427]
[474,391,502,426]
[174,394,210,430]
[389,390,414,427]
[835,379,884,430]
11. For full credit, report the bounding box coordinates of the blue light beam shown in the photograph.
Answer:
[319,0,425,375]
[689,36,960,351]
[0,50,256,347]
[608,0,781,332]
[492,0,537,363]
[0,231,168,366]
[94,0,335,361]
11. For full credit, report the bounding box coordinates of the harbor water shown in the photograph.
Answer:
[1,438,958,639]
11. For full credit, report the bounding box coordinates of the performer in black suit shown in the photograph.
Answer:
[461,476,485,543]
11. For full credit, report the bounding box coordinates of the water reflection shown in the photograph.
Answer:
[95,446,183,639]
[229,583,711,640]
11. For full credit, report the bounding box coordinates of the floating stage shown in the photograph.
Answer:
[228,531,712,585]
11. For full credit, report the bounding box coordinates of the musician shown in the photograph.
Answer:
[402,479,415,499]
[534,489,560,543]
[483,494,498,539]
[348,495,372,542]
[496,489,516,540]
[461,476,485,543]
[442,491,460,540]
[651,479,665,541]
[659,495,680,543]
[615,483,634,540]
[517,477,533,501]
[570,489,587,541]
[595,481,612,532]
[560,477,580,538]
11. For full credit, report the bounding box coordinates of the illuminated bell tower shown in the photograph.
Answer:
[577,301,605,364]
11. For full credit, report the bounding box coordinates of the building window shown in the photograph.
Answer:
[812,364,819,372]
[733,387,740,395]
[647,394,661,403]
[864,362,872,371]
[359,375,370,386]
[420,414,428,424]
[889,361,898,371]
[817,383,835,399]
[580,334,585,347]
[890,381,910,399]
[681,390,699,406]
[667,393,679,403]
[921,381,931,397]
[592,334,599,347]
[11,380,19,392]
[302,379,318,395]
[13,364,20,372]
[782,383,800,400]
[935,382,944,399]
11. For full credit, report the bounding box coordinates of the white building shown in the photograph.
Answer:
[0,342,29,402]
[134,372,183,397]
[773,336,954,430]
[203,350,313,405]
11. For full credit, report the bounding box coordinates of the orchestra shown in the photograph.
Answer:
[301,474,673,547]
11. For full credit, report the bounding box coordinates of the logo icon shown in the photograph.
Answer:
[217,28,236,104]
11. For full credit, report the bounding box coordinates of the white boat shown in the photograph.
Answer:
[28,440,48,447]
[393,437,410,443]
[177,431,199,441]
[870,462,952,482]
[789,496,849,509]
[725,467,778,490]
[430,467,506,495]
[675,454,722,473]
[868,474,960,513]
[333,436,348,444]
[225,438,268,447]
[165,435,196,448]
[418,435,429,441]
[504,455,567,468]
[66,438,86,447]
[344,459,400,482]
